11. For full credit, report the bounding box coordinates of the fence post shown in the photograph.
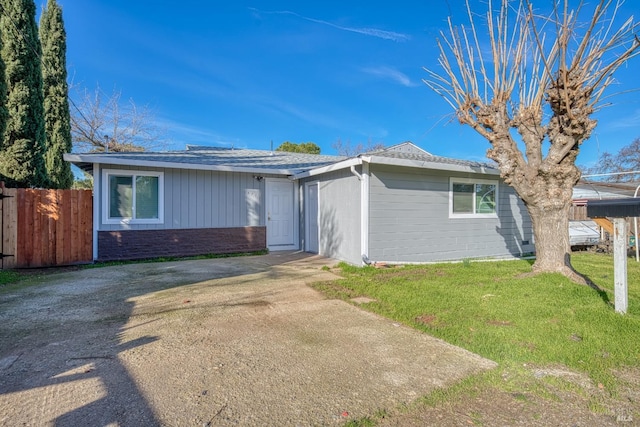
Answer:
[613,218,629,314]
[0,183,17,269]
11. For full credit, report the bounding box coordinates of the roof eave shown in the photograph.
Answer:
[292,157,362,179]
[64,153,297,176]
[64,152,500,179]
[362,155,500,175]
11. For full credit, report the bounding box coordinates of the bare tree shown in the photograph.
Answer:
[70,84,165,153]
[583,138,640,182]
[424,0,639,283]
[332,138,385,157]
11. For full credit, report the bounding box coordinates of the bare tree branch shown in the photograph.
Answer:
[332,138,385,157]
[69,84,167,153]
[424,0,639,281]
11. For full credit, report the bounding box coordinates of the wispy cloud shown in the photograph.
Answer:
[263,97,345,131]
[258,95,389,141]
[157,117,243,149]
[609,109,640,129]
[362,66,417,87]
[249,8,410,42]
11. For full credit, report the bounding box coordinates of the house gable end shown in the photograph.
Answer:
[375,141,432,156]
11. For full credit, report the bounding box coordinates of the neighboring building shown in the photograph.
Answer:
[571,180,640,249]
[572,180,639,207]
[65,142,534,264]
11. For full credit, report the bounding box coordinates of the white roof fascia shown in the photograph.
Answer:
[64,153,295,176]
[364,155,500,175]
[292,157,362,179]
[64,152,500,179]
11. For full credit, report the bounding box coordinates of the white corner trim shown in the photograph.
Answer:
[361,161,370,265]
[92,163,99,261]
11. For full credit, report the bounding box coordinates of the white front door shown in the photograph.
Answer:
[305,182,319,253]
[266,179,297,250]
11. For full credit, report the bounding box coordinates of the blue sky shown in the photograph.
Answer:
[59,0,638,167]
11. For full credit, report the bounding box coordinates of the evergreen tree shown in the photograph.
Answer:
[0,0,47,188]
[40,0,72,188]
[0,20,7,160]
[275,141,321,154]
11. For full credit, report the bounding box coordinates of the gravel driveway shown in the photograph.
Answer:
[0,251,496,426]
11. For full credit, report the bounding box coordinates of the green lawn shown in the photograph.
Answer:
[314,253,640,391]
[0,269,21,286]
[2,251,638,423]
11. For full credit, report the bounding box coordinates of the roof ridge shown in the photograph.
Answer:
[185,145,234,151]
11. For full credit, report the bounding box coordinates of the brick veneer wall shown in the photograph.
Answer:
[97,226,267,261]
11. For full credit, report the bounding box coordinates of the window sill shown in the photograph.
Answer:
[449,213,498,219]
[103,218,164,226]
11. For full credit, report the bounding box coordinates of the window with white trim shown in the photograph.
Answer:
[103,169,164,224]
[449,178,498,218]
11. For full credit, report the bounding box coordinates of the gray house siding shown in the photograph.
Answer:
[300,168,362,265]
[368,164,533,263]
[94,164,274,261]
[95,164,278,231]
[88,154,534,264]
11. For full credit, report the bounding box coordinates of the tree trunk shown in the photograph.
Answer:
[527,203,587,284]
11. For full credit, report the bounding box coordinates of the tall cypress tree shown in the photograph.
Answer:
[40,0,72,188]
[0,0,47,188]
[0,21,7,161]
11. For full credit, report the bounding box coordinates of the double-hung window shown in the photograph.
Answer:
[103,169,164,224]
[449,177,498,218]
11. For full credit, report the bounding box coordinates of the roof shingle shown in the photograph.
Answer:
[66,143,498,175]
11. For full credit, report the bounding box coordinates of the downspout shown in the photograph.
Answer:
[349,165,362,180]
[349,159,370,266]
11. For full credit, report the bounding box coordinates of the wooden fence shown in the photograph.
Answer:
[0,186,92,269]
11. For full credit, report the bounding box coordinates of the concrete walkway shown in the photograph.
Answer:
[0,251,496,426]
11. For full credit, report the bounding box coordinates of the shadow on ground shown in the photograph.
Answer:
[0,251,496,426]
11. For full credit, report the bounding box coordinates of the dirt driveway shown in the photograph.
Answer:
[0,251,496,426]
